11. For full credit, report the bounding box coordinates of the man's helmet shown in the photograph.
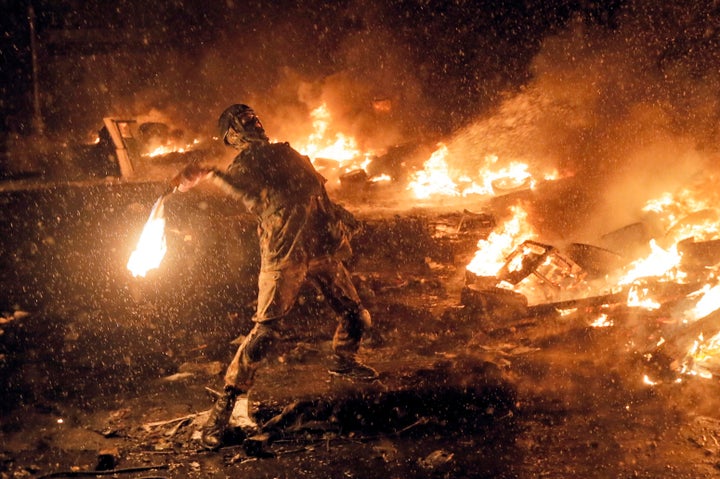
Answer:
[218,104,269,147]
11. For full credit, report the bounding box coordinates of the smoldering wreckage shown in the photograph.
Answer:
[4,116,720,478]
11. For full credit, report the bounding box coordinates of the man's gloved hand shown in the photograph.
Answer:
[169,163,214,192]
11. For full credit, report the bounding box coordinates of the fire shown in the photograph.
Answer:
[626,283,661,310]
[407,144,558,199]
[680,284,720,378]
[590,314,613,327]
[615,186,720,312]
[619,240,684,286]
[371,173,392,183]
[143,139,200,158]
[679,333,719,379]
[684,283,720,322]
[295,104,371,173]
[641,187,720,250]
[643,188,714,235]
[127,196,167,278]
[466,204,537,277]
[460,173,720,378]
[642,374,658,386]
[287,103,563,197]
[406,144,460,199]
[633,186,720,378]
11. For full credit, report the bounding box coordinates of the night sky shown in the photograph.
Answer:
[1,0,623,140]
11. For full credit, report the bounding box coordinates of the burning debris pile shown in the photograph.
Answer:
[122,78,720,394]
[4,0,720,475]
[456,172,720,385]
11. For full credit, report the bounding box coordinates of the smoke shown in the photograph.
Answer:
[42,0,554,149]
[46,1,441,153]
[27,0,720,231]
[439,1,720,242]
[196,1,438,152]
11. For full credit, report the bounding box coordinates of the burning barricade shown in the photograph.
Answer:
[458,183,720,385]
[116,98,720,390]
[462,239,593,320]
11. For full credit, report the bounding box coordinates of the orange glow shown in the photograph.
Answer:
[619,240,684,286]
[127,197,167,278]
[590,314,613,327]
[143,139,199,158]
[294,103,372,174]
[466,204,537,277]
[407,144,557,199]
[372,99,392,113]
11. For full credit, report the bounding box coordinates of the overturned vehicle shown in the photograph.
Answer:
[74,118,225,182]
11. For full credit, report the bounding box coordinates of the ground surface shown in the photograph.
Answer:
[2,181,720,478]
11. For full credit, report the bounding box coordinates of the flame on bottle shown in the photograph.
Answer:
[127,196,167,278]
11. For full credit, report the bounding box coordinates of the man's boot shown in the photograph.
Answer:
[329,354,379,381]
[200,387,240,450]
[330,308,377,381]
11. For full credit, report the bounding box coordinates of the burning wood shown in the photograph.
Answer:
[463,241,596,315]
[407,143,559,199]
[495,240,586,298]
[646,306,720,381]
[466,204,537,278]
[293,103,377,183]
[126,195,168,278]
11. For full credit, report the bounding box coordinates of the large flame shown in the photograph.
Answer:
[631,185,720,379]
[407,143,558,199]
[406,144,460,199]
[289,103,562,198]
[619,240,684,287]
[294,103,373,175]
[466,204,537,277]
[619,187,720,310]
[127,196,167,278]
